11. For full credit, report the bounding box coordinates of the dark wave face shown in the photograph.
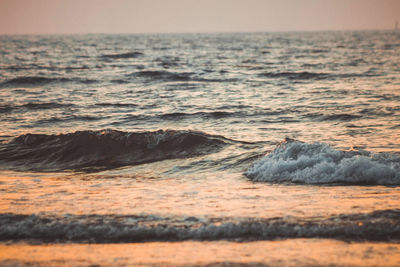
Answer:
[246,139,400,185]
[1,210,399,243]
[0,130,230,172]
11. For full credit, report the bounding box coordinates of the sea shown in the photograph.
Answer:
[0,31,400,266]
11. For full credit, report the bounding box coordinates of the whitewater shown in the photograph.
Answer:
[0,31,400,266]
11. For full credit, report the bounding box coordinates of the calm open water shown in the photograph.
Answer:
[1,31,400,266]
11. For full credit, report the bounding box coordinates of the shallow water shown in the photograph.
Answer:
[0,31,400,265]
[1,240,400,267]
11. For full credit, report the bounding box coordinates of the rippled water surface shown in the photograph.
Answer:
[1,31,400,266]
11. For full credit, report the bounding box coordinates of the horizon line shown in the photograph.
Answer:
[0,27,398,36]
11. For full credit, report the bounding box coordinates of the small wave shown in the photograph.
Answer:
[95,103,138,108]
[259,71,328,80]
[258,72,381,81]
[321,113,362,121]
[0,102,74,113]
[130,70,194,82]
[304,113,362,122]
[310,49,330,53]
[246,139,400,185]
[382,43,400,49]
[160,111,241,120]
[129,70,238,83]
[63,65,90,70]
[155,56,181,68]
[110,79,130,84]
[34,115,103,125]
[1,76,70,86]
[0,104,13,113]
[1,210,399,243]
[0,76,97,87]
[21,102,74,110]
[101,51,144,60]
[0,129,229,172]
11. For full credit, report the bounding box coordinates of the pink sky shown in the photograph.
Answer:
[0,0,399,34]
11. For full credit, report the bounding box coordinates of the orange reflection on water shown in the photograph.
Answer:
[1,239,400,266]
[1,171,400,218]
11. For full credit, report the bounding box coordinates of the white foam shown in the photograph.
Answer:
[246,141,400,185]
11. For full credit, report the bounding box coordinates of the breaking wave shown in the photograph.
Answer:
[1,210,399,243]
[246,139,400,185]
[0,129,229,172]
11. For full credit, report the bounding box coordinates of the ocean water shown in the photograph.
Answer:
[0,31,400,266]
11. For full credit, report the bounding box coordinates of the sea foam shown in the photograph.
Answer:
[246,139,400,185]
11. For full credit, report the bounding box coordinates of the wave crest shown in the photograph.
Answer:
[0,129,229,172]
[246,139,400,185]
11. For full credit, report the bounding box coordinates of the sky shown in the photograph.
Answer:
[0,0,399,34]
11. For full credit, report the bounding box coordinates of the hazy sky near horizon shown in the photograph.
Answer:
[0,0,399,34]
